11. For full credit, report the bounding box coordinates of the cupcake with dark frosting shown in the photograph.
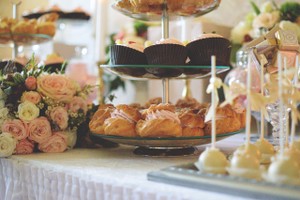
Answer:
[144,38,187,77]
[185,33,231,74]
[110,40,147,77]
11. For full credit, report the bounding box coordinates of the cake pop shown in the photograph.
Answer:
[265,53,300,185]
[228,56,262,180]
[195,56,228,174]
[254,55,275,164]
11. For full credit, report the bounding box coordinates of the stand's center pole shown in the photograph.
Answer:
[161,0,170,103]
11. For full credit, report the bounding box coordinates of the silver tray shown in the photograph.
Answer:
[148,163,300,199]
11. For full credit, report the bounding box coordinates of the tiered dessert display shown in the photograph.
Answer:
[148,27,300,199]
[0,0,57,59]
[91,0,244,156]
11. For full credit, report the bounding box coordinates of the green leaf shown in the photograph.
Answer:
[250,1,260,15]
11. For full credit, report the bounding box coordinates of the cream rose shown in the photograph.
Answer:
[67,96,88,114]
[37,74,78,103]
[0,102,9,129]
[21,91,41,104]
[50,106,69,130]
[38,132,67,153]
[230,21,252,44]
[28,117,52,143]
[15,139,34,154]
[18,101,40,122]
[2,119,28,140]
[62,130,77,149]
[252,11,280,29]
[0,132,17,157]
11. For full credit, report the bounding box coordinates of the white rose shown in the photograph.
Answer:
[0,100,5,109]
[0,107,8,118]
[279,21,300,41]
[18,101,40,122]
[0,89,6,100]
[252,11,280,29]
[62,130,77,149]
[0,132,17,157]
[231,21,252,44]
[261,2,274,13]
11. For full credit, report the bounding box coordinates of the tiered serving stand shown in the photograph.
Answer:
[93,0,242,156]
[1,0,53,59]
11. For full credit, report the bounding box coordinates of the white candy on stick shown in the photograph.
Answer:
[228,56,261,180]
[265,53,300,185]
[195,56,228,174]
[254,55,275,164]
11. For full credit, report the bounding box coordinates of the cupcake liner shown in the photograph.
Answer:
[186,38,231,66]
[144,44,187,77]
[61,12,91,20]
[44,63,66,73]
[110,45,147,77]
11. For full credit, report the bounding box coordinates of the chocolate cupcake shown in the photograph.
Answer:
[62,7,91,20]
[110,40,147,77]
[185,33,231,74]
[144,38,187,78]
[0,60,24,75]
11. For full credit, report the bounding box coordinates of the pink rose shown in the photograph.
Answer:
[2,119,28,140]
[21,91,41,104]
[28,117,52,143]
[50,106,68,130]
[15,139,34,154]
[25,76,37,90]
[67,96,88,114]
[37,74,78,103]
[38,132,67,153]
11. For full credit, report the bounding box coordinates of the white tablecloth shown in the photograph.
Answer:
[0,134,252,200]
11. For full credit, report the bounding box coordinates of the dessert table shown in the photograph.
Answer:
[0,133,253,200]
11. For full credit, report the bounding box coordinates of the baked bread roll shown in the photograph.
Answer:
[144,97,162,109]
[175,97,200,109]
[37,22,56,36]
[104,104,141,137]
[204,105,241,135]
[89,104,115,134]
[136,103,182,137]
[11,19,37,34]
[178,108,205,137]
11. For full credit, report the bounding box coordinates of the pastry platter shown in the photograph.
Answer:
[91,129,244,156]
[112,0,221,21]
[100,64,230,80]
[0,33,52,46]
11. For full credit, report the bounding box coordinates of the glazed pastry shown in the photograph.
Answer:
[37,13,59,23]
[11,19,37,34]
[37,22,56,36]
[0,20,10,34]
[144,97,162,108]
[175,97,200,109]
[178,108,204,137]
[204,105,241,135]
[104,104,141,137]
[136,103,182,137]
[89,104,115,134]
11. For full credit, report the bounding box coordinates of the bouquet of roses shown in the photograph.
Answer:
[230,1,300,61]
[0,56,92,157]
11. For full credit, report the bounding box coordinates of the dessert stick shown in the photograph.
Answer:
[259,57,265,140]
[211,55,216,148]
[283,57,290,147]
[278,53,284,156]
[291,55,299,144]
[245,55,252,148]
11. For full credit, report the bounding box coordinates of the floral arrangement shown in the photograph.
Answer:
[0,56,92,157]
[231,1,300,47]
